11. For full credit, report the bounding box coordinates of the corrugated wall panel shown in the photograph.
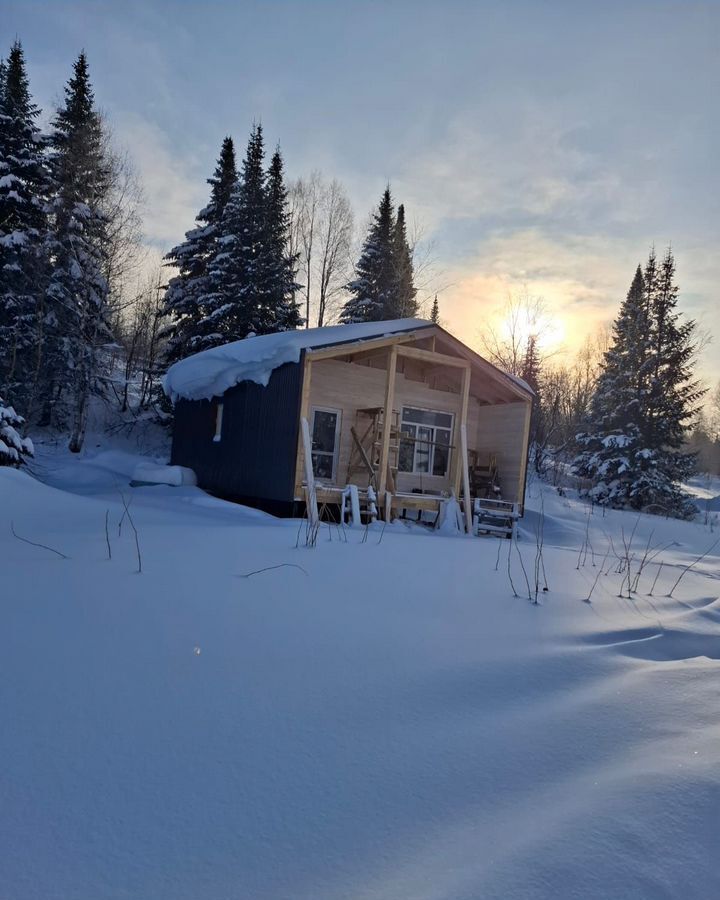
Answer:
[170,362,302,512]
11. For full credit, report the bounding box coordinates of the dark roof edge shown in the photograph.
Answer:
[311,321,435,352]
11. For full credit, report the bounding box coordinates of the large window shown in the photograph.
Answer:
[311,407,341,481]
[398,407,453,476]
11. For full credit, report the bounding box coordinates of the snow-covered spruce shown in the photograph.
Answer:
[0,397,33,466]
[341,186,417,323]
[160,136,238,367]
[43,53,112,450]
[197,124,302,344]
[0,41,49,411]
[574,249,703,518]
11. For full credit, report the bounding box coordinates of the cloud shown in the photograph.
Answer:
[112,112,208,252]
[438,228,719,383]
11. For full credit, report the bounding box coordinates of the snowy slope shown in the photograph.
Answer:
[1,454,719,899]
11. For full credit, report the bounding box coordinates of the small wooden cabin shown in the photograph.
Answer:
[164,319,533,527]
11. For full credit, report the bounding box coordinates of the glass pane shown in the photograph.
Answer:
[435,428,450,445]
[402,407,452,429]
[415,425,431,473]
[312,410,337,453]
[433,442,449,476]
[312,452,334,480]
[398,424,416,473]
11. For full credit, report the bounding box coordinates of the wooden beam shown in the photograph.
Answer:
[350,426,375,479]
[396,344,471,369]
[378,345,398,502]
[433,334,532,402]
[305,330,423,362]
[452,363,471,495]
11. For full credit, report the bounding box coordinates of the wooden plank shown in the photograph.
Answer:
[426,329,532,402]
[396,344,471,369]
[307,356,467,497]
[390,495,442,511]
[460,422,473,534]
[378,345,398,501]
[452,363,472,495]
[305,331,423,362]
[349,426,375,478]
[473,401,530,505]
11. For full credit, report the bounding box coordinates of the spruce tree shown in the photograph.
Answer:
[574,251,702,517]
[45,52,111,450]
[389,203,417,318]
[264,147,302,331]
[430,294,440,324]
[341,187,396,323]
[161,136,237,364]
[521,334,543,470]
[0,41,48,410]
[0,395,33,466]
[202,125,301,341]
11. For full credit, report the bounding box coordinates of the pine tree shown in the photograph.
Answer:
[0,395,33,466]
[430,294,440,324]
[389,203,417,318]
[45,52,111,451]
[341,187,396,323]
[0,41,48,410]
[574,251,702,517]
[161,136,237,364]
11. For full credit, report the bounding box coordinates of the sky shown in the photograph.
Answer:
[5,0,719,382]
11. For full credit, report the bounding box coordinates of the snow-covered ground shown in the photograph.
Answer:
[2,444,719,899]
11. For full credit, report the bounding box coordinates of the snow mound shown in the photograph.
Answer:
[163,319,431,401]
[132,462,197,486]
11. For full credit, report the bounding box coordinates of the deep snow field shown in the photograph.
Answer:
[2,439,719,900]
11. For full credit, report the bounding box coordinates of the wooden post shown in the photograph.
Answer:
[294,357,313,498]
[517,398,532,514]
[452,363,471,496]
[301,416,319,525]
[378,345,398,506]
[460,423,473,534]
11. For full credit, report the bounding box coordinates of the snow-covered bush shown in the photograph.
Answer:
[0,399,34,467]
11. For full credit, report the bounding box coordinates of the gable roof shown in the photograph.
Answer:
[163,319,432,401]
[162,317,533,403]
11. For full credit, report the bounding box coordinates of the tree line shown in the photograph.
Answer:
[482,250,711,518]
[0,41,142,454]
[1,39,713,519]
[0,39,427,458]
[162,137,421,366]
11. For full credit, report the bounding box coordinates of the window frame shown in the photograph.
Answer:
[398,406,454,477]
[310,406,342,483]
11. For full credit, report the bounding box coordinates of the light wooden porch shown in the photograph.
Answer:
[292,325,532,535]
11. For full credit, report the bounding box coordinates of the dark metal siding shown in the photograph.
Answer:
[170,361,303,513]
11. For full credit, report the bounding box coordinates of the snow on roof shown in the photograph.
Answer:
[163,319,432,402]
[506,371,534,395]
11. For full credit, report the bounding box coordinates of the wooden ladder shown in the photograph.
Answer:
[346,406,401,488]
